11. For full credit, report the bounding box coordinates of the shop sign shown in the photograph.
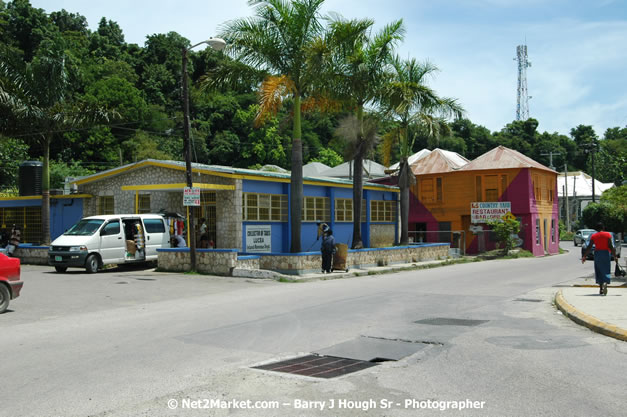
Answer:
[471,202,511,223]
[245,225,271,252]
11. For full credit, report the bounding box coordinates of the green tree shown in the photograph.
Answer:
[317,16,404,248]
[309,147,342,167]
[221,0,326,252]
[0,39,115,244]
[487,217,521,254]
[581,202,625,235]
[0,136,29,188]
[381,56,463,244]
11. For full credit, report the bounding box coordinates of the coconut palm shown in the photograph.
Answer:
[382,55,464,245]
[220,0,326,252]
[0,40,114,244]
[316,17,404,248]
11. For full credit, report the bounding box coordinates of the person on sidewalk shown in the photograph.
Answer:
[321,228,335,274]
[582,222,616,296]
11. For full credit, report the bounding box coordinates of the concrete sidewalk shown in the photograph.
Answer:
[555,275,627,342]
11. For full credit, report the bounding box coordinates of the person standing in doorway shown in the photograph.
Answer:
[582,222,616,295]
[321,228,335,274]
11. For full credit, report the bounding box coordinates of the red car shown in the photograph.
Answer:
[0,252,22,314]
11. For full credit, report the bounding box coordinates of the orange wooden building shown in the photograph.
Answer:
[402,146,559,256]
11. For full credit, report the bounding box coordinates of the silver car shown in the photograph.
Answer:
[573,229,596,247]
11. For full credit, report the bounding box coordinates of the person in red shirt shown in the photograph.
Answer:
[582,223,616,295]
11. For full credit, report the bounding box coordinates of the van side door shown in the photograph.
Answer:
[99,219,124,263]
[142,217,168,259]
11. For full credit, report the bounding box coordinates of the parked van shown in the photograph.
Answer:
[48,214,171,273]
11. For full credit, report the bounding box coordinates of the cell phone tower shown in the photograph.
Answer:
[514,44,531,120]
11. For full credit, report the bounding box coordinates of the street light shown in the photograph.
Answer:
[182,37,226,271]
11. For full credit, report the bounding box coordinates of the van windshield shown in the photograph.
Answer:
[64,219,105,236]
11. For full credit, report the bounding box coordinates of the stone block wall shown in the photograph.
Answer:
[11,246,49,265]
[157,248,238,275]
[236,255,261,270]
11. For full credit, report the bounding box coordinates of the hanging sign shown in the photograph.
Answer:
[183,187,200,206]
[471,202,511,223]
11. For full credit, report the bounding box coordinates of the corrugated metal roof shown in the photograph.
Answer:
[411,148,469,175]
[460,146,556,173]
[302,162,330,177]
[389,149,431,170]
[72,159,399,191]
[557,171,615,197]
[318,159,387,178]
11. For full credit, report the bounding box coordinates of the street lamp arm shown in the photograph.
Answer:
[188,38,226,52]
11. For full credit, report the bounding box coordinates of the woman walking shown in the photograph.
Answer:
[582,223,616,295]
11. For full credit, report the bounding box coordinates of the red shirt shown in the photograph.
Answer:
[590,231,613,251]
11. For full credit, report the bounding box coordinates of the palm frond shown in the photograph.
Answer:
[255,74,295,126]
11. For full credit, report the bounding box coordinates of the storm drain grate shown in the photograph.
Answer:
[514,298,542,303]
[414,318,489,327]
[253,355,377,379]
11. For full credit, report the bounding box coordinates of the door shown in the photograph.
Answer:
[543,218,548,253]
[99,219,124,263]
[142,217,168,259]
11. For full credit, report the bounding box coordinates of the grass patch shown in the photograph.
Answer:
[503,249,534,259]
[277,277,301,283]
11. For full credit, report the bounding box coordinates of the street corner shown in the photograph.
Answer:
[554,289,627,342]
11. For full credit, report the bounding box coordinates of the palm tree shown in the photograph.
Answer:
[220,0,326,252]
[382,55,464,245]
[0,40,114,244]
[317,17,404,248]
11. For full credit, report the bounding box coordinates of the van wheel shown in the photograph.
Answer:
[55,266,67,273]
[0,285,10,314]
[85,255,99,273]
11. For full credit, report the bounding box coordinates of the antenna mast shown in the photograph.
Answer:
[515,44,531,120]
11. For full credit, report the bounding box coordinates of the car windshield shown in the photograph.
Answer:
[64,219,105,236]
[582,230,594,237]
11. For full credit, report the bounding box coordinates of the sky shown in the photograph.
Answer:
[30,0,627,138]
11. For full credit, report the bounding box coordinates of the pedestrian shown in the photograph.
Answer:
[199,218,209,248]
[6,224,21,257]
[170,234,187,248]
[582,222,616,296]
[321,228,335,274]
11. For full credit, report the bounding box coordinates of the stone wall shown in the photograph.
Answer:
[11,246,49,265]
[157,248,238,275]
[248,243,450,275]
[370,224,395,248]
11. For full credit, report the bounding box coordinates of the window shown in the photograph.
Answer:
[475,176,482,201]
[97,196,114,215]
[551,219,555,243]
[136,194,150,214]
[501,175,508,200]
[536,218,540,245]
[335,198,352,222]
[302,197,330,222]
[370,200,396,222]
[485,175,498,201]
[533,175,541,200]
[101,220,120,236]
[242,193,288,221]
[143,218,165,233]
[436,177,443,202]
[420,178,434,203]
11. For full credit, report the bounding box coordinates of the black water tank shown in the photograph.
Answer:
[19,161,43,196]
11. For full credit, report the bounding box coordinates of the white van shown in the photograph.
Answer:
[48,214,171,273]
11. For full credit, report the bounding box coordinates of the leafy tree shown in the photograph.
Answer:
[121,130,174,162]
[309,147,342,167]
[0,39,115,244]
[49,9,88,34]
[221,0,326,252]
[570,124,598,169]
[449,118,495,159]
[581,202,625,235]
[381,55,463,244]
[316,16,404,248]
[2,0,53,61]
[89,17,125,60]
[49,159,94,189]
[0,135,29,188]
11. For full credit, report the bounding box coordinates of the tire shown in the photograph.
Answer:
[85,254,99,273]
[573,240,577,247]
[55,266,67,273]
[0,284,10,314]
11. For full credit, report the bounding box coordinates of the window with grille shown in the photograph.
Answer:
[242,193,287,221]
[485,175,498,201]
[97,196,114,215]
[501,175,508,200]
[475,176,482,201]
[0,206,42,244]
[436,177,443,202]
[302,196,330,222]
[334,199,366,222]
[420,178,434,203]
[370,200,396,222]
[136,194,150,213]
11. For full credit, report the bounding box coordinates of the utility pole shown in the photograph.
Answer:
[582,143,597,202]
[564,165,570,232]
[541,151,560,171]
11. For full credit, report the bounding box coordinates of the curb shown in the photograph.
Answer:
[554,290,627,342]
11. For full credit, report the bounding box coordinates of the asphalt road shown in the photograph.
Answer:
[1,242,626,417]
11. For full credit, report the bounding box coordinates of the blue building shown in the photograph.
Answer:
[68,160,399,252]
